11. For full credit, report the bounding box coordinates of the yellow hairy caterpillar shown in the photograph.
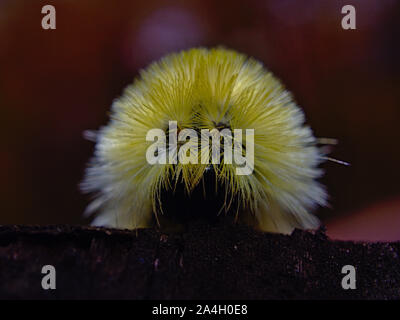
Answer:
[82,47,341,234]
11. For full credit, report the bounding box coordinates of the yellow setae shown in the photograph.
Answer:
[81,47,329,234]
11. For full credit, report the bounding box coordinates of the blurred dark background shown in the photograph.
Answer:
[1,0,399,241]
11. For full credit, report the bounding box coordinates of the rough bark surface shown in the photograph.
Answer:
[0,223,399,299]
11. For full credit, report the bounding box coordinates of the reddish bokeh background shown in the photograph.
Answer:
[1,0,399,241]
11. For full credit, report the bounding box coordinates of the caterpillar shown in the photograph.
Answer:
[81,47,336,234]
